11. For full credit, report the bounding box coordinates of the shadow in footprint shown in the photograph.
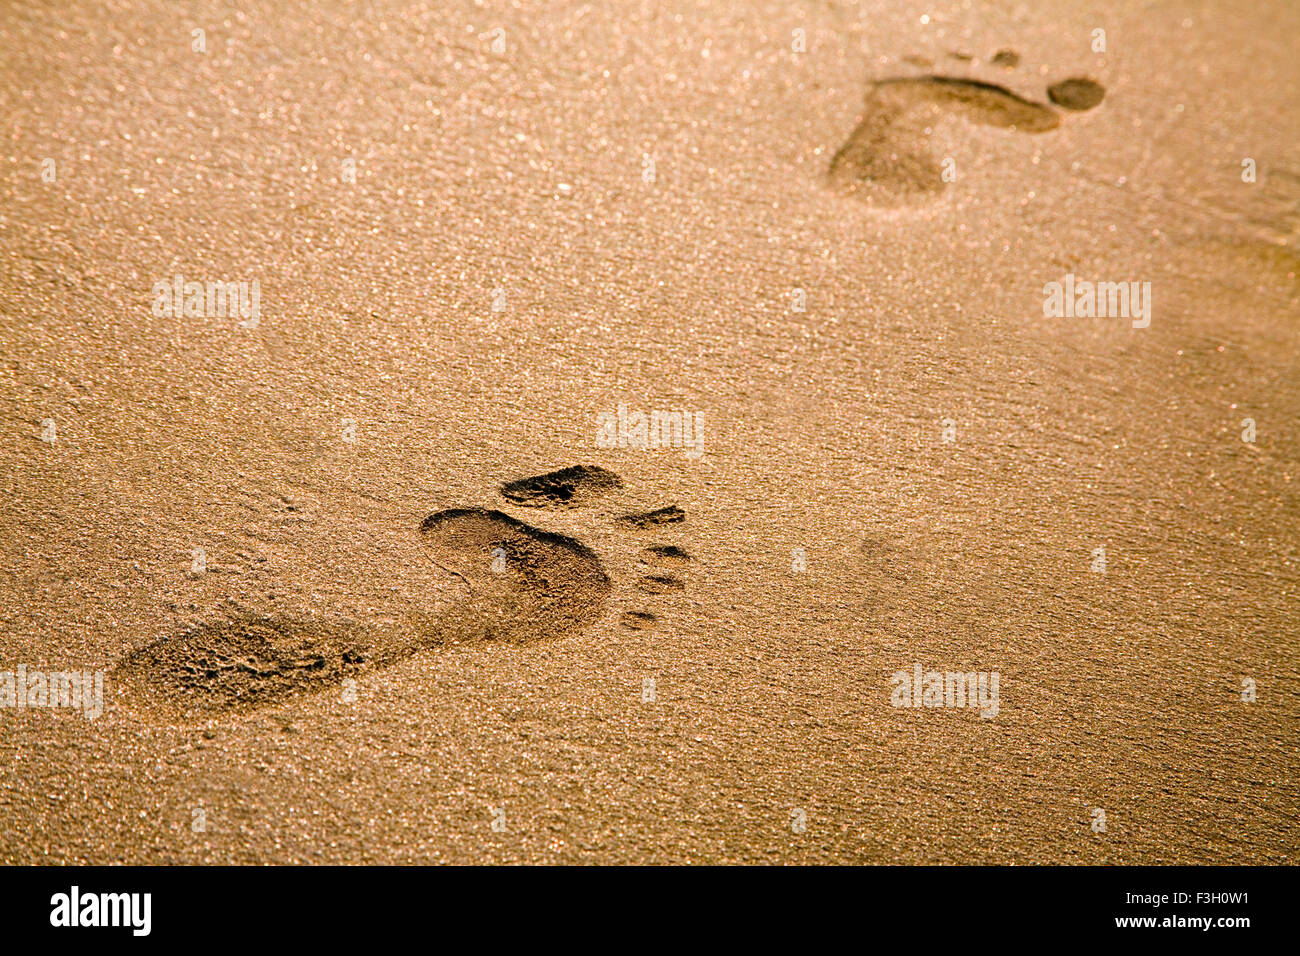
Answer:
[828,75,1063,205]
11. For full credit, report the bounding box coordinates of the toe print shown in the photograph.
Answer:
[617,505,686,528]
[640,544,692,567]
[619,522,694,631]
[499,464,623,508]
[636,573,686,594]
[1046,77,1106,111]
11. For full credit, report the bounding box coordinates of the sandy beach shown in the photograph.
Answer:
[1,0,1297,864]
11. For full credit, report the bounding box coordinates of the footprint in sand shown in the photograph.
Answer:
[115,466,690,718]
[827,57,1104,205]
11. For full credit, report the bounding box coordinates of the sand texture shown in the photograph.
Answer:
[1,0,1297,863]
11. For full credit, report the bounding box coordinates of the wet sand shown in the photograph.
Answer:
[1,0,1297,863]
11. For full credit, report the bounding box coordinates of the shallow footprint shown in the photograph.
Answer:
[115,616,378,718]
[828,75,1060,206]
